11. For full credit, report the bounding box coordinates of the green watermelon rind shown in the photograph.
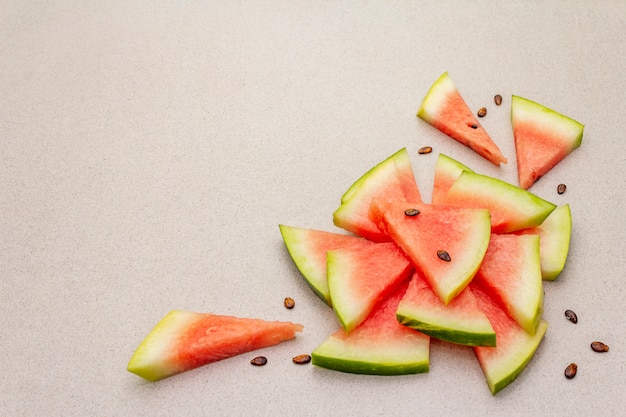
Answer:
[475,320,548,395]
[431,153,474,204]
[396,307,496,347]
[311,336,430,376]
[444,170,557,233]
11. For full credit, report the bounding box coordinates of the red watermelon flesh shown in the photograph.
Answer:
[279,224,373,306]
[327,241,414,332]
[417,72,507,166]
[431,153,474,204]
[311,280,430,375]
[127,311,303,381]
[472,234,544,335]
[369,198,491,305]
[333,148,422,242]
[511,95,584,189]
[471,285,548,395]
[396,271,495,346]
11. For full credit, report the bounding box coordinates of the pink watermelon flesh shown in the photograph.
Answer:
[369,198,491,305]
[327,242,414,332]
[511,95,584,189]
[279,224,373,306]
[312,280,430,375]
[431,153,474,204]
[333,148,422,242]
[396,271,495,346]
[471,285,548,395]
[127,311,303,381]
[417,72,507,166]
[472,234,544,335]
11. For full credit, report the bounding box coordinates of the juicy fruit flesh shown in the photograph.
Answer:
[418,72,507,166]
[127,311,303,381]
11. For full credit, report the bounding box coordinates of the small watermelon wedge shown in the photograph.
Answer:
[431,153,474,204]
[312,281,430,375]
[127,311,303,381]
[511,95,584,189]
[279,224,373,306]
[471,285,548,395]
[396,271,495,346]
[442,170,556,233]
[333,148,423,242]
[514,204,572,281]
[417,72,507,166]
[369,199,491,305]
[472,234,544,335]
[327,242,413,332]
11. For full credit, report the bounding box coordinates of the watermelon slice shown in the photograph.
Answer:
[431,153,474,204]
[473,234,544,335]
[511,95,584,189]
[417,72,507,166]
[312,281,430,375]
[279,224,373,306]
[471,285,548,395]
[514,204,572,281]
[333,148,422,242]
[369,199,491,305]
[327,242,413,332]
[396,271,495,346]
[442,170,556,233]
[127,311,303,381]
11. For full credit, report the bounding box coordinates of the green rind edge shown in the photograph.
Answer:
[397,313,496,347]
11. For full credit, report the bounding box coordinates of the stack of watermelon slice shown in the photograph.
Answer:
[280,146,573,394]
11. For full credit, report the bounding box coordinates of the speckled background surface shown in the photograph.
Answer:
[1,1,625,416]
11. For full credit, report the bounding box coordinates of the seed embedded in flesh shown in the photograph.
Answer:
[591,341,609,353]
[418,146,433,155]
[477,107,487,118]
[404,208,421,217]
[437,250,451,262]
[564,309,578,324]
[250,356,268,366]
[292,354,311,365]
[469,124,478,129]
[557,183,567,194]
[284,297,295,309]
[564,363,577,379]
[494,94,503,106]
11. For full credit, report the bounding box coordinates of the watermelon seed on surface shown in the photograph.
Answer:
[437,250,451,262]
[477,107,487,118]
[565,309,578,324]
[404,208,421,216]
[590,341,609,353]
[284,297,295,309]
[292,354,312,364]
[251,356,268,366]
[418,146,433,154]
[557,183,567,194]
[494,94,503,106]
[564,363,578,379]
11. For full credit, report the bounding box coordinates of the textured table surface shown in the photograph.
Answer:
[1,1,625,416]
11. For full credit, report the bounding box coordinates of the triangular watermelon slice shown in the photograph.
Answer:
[471,285,548,395]
[327,242,414,332]
[472,234,544,335]
[333,148,422,242]
[431,153,474,204]
[442,170,556,233]
[369,199,491,305]
[279,224,373,306]
[511,95,584,189]
[514,204,572,281]
[396,271,495,346]
[312,280,430,375]
[417,72,507,166]
[127,311,303,381]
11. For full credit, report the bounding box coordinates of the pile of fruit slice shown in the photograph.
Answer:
[280,148,573,394]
